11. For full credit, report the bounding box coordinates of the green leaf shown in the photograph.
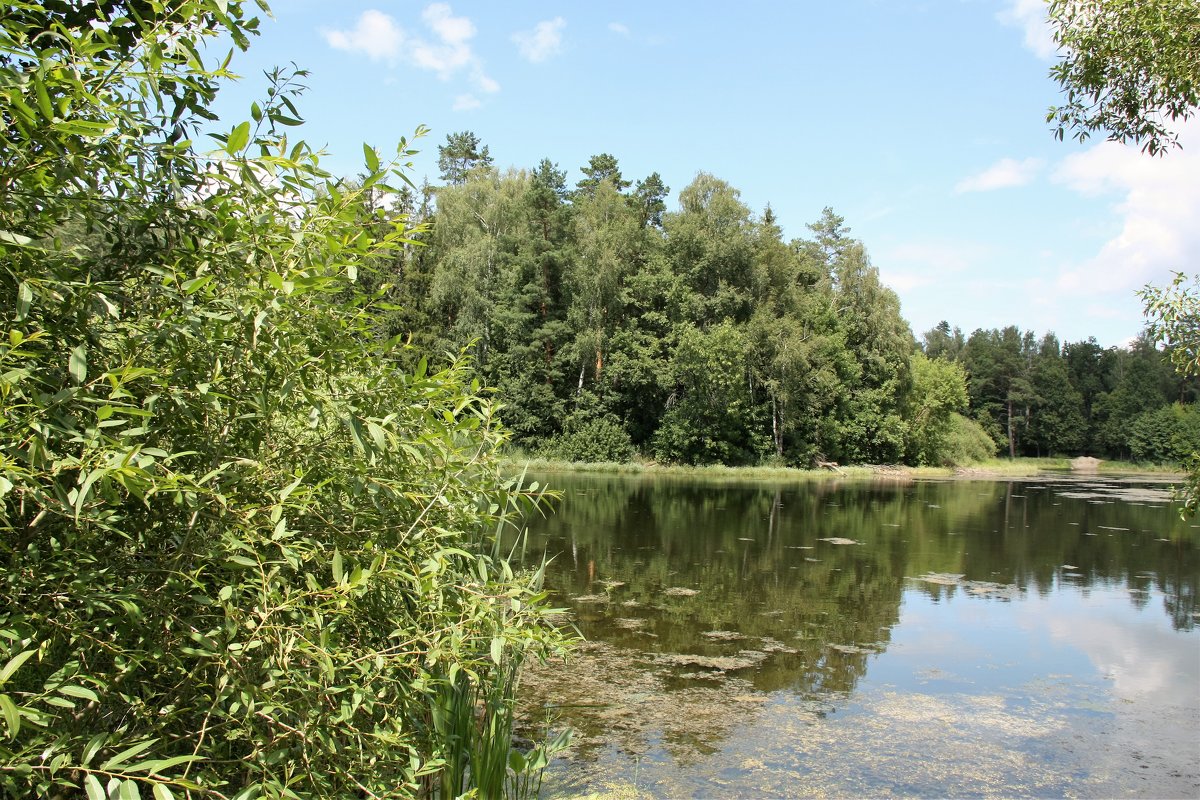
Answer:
[53,119,115,138]
[0,693,20,739]
[58,684,99,702]
[15,282,32,321]
[363,143,380,173]
[0,649,35,686]
[226,121,251,154]
[490,636,503,665]
[0,230,33,247]
[69,343,88,384]
[153,785,175,800]
[84,774,105,800]
[181,274,214,294]
[101,739,157,771]
[82,733,108,766]
[119,779,142,800]
[133,754,201,774]
[332,549,343,584]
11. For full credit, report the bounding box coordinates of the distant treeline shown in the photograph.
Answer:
[364,132,1199,467]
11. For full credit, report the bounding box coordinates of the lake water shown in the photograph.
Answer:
[515,472,1200,798]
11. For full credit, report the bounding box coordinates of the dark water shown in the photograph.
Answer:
[515,472,1200,798]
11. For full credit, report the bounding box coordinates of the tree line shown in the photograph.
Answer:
[366,131,1199,468]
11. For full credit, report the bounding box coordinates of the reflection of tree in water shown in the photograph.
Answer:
[515,472,1200,769]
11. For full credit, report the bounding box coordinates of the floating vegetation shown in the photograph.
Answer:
[917,573,963,586]
[614,618,648,630]
[656,650,769,672]
[598,580,626,589]
[663,587,699,597]
[819,537,861,545]
[573,594,611,604]
[702,630,747,641]
[758,637,798,654]
[829,643,879,655]
[912,573,1023,599]
[1056,485,1174,503]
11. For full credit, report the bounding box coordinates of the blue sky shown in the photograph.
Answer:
[207,0,1200,348]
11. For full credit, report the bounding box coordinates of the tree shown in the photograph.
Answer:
[922,321,965,361]
[1063,337,1119,451]
[1141,274,1200,512]
[0,3,568,796]
[666,173,757,327]
[654,323,763,465]
[962,327,1029,457]
[575,152,630,197]
[632,171,670,228]
[1047,0,1200,154]
[427,167,529,370]
[905,353,970,465]
[1026,334,1087,456]
[437,129,493,184]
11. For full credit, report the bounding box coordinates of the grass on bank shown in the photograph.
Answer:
[501,450,1185,481]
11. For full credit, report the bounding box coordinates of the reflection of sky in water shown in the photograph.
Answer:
[529,476,1200,797]
[589,586,1200,798]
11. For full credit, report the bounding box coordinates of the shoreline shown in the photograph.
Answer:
[502,456,1185,482]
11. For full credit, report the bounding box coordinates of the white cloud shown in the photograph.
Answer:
[453,93,481,112]
[884,241,987,273]
[323,9,404,63]
[423,2,474,45]
[879,240,989,295]
[412,3,476,77]
[955,157,1044,193]
[475,73,500,94]
[512,17,566,63]
[1052,119,1200,295]
[324,5,498,96]
[998,0,1056,60]
[608,22,630,37]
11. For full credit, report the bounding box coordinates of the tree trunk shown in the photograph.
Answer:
[772,395,783,459]
[1007,397,1015,458]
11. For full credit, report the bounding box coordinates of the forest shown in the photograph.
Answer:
[367,131,1200,468]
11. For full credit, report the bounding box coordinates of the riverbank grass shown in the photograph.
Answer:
[502,453,1184,480]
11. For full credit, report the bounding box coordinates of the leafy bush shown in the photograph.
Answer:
[1129,403,1200,464]
[0,2,568,797]
[937,413,999,466]
[542,415,636,463]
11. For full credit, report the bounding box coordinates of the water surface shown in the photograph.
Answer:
[517,472,1200,798]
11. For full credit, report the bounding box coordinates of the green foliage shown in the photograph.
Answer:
[905,354,969,465]
[1141,273,1200,379]
[653,323,764,466]
[0,2,569,797]
[1047,0,1200,154]
[941,413,999,466]
[1141,274,1200,514]
[1128,404,1200,464]
[542,417,636,464]
[437,130,493,185]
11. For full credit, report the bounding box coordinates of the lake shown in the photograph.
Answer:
[515,471,1200,798]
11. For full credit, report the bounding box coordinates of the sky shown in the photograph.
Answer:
[205,0,1200,348]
